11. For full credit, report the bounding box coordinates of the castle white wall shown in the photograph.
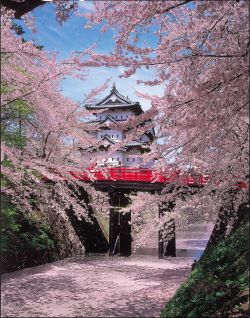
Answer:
[123,149,142,166]
[96,110,133,121]
[97,151,124,166]
[97,130,123,140]
[91,106,154,168]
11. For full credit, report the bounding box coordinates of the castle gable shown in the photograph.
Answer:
[85,84,144,116]
[97,85,132,106]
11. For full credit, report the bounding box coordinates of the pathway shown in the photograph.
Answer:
[1,255,193,317]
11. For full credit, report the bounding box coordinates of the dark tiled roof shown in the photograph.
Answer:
[85,85,143,115]
[102,135,118,144]
[124,141,144,147]
[97,115,119,125]
[86,103,143,114]
[97,83,133,105]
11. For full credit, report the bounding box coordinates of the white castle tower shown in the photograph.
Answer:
[86,84,155,167]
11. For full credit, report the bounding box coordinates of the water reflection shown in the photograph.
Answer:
[132,222,214,261]
[176,249,204,260]
[132,248,204,260]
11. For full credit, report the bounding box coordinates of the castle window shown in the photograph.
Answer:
[117,157,119,161]
[121,115,123,119]
[133,158,135,162]
[127,158,129,162]
[117,134,119,138]
[112,134,113,138]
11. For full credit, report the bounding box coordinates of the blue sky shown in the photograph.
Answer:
[17,1,164,110]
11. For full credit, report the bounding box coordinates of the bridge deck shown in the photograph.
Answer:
[44,167,247,189]
[69,167,208,186]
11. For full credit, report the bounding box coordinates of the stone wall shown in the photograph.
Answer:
[37,203,85,259]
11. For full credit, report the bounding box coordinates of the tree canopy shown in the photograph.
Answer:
[80,0,249,219]
[1,1,249,244]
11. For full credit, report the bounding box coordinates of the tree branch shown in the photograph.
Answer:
[155,0,193,15]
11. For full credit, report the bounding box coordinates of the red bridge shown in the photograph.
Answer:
[69,167,248,189]
[44,166,247,258]
[45,167,247,189]
[69,167,209,186]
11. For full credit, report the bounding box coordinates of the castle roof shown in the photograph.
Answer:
[99,115,119,126]
[85,83,143,115]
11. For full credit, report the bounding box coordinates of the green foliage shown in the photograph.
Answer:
[1,195,57,273]
[1,129,26,149]
[1,82,10,94]
[1,98,34,149]
[161,212,249,318]
[1,198,21,253]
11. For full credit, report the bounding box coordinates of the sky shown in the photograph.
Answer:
[17,1,164,110]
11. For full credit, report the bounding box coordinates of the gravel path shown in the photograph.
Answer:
[1,255,193,317]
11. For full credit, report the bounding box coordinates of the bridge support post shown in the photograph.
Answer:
[109,190,131,257]
[158,202,176,258]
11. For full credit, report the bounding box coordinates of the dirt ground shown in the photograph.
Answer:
[1,255,193,317]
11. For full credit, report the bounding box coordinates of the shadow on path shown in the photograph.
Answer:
[1,256,192,317]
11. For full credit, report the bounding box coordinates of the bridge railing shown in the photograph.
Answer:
[43,167,248,188]
[69,168,210,185]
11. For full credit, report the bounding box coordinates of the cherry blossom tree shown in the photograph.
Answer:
[2,0,78,24]
[82,0,249,234]
[1,8,108,222]
[1,1,249,252]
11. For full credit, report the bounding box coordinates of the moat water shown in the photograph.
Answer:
[133,222,214,260]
